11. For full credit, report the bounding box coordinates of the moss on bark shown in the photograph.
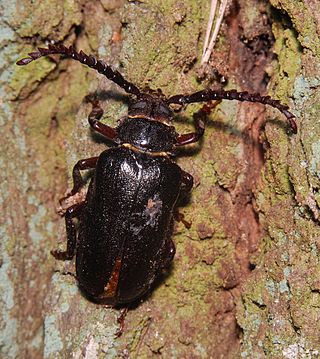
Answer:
[1,0,319,358]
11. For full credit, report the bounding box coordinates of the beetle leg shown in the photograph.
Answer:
[174,209,191,229]
[89,118,118,141]
[175,111,205,146]
[175,100,219,146]
[89,118,119,141]
[61,157,99,203]
[51,202,85,260]
[115,307,129,337]
[88,101,119,141]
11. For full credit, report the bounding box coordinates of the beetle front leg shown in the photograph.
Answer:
[88,100,119,141]
[176,110,205,146]
[176,101,221,146]
[51,202,85,260]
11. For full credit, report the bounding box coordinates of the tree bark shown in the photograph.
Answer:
[1,0,319,358]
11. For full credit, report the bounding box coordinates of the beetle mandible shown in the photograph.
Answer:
[17,44,296,305]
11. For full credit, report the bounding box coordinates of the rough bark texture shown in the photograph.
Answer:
[1,0,319,358]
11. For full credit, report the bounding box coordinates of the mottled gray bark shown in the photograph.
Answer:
[1,0,319,358]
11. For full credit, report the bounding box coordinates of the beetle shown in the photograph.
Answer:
[17,44,296,305]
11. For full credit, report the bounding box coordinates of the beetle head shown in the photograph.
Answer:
[116,95,178,153]
[128,94,173,125]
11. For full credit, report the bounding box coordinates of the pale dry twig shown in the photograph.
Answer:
[201,0,229,66]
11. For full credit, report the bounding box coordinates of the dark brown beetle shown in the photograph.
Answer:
[17,44,296,305]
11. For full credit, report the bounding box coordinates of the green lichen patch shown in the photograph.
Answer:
[120,0,205,96]
[44,273,120,358]
[7,0,320,356]
[262,128,293,196]
[238,3,320,353]
[237,264,296,356]
[270,0,320,57]
[22,62,90,192]
[10,1,82,40]
[270,24,301,100]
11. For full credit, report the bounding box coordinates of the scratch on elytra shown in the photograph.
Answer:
[145,194,162,226]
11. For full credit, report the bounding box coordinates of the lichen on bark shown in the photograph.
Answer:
[238,1,320,357]
[1,0,320,358]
